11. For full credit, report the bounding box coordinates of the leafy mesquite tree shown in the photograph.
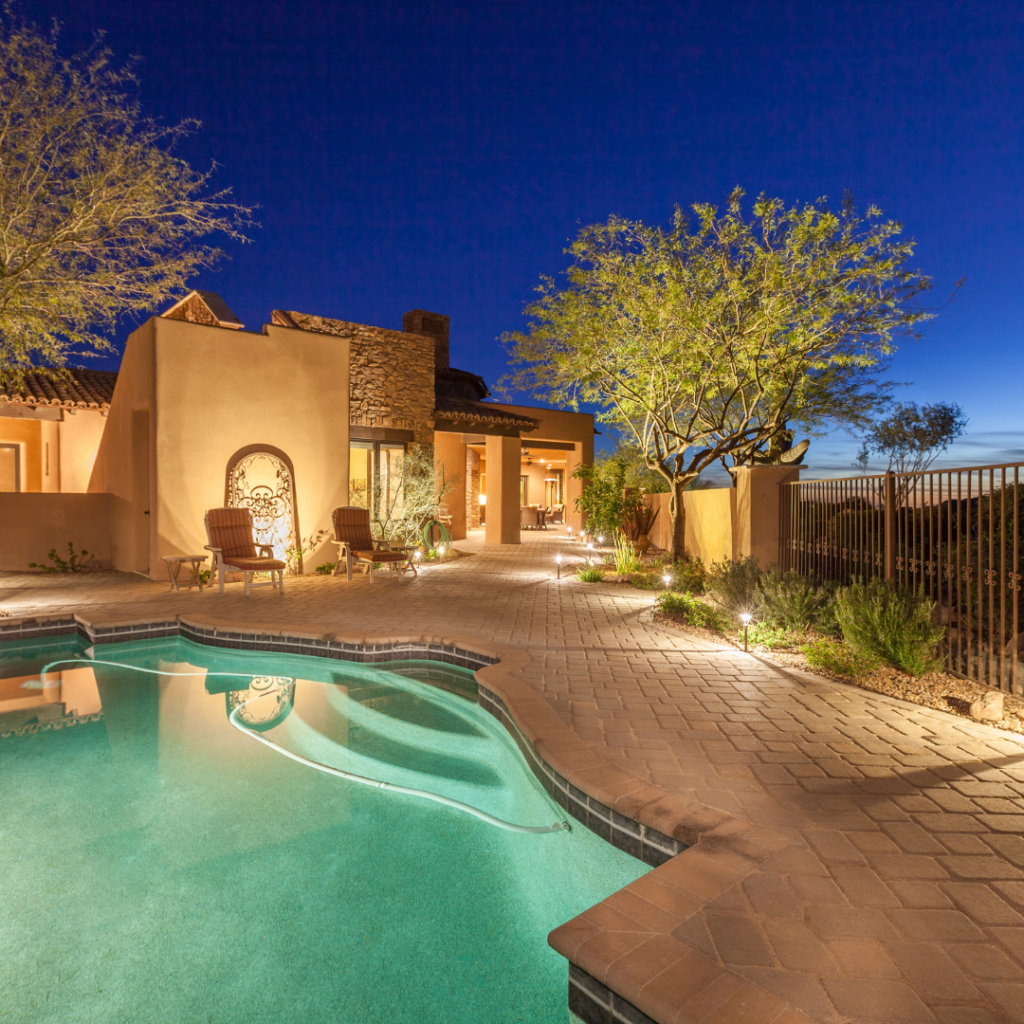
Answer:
[0,17,252,386]
[857,401,968,475]
[503,189,933,560]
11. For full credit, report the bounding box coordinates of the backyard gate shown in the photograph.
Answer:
[779,463,1023,693]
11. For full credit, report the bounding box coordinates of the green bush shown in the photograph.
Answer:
[745,622,793,650]
[315,562,336,575]
[658,591,729,632]
[758,568,838,634]
[706,557,762,616]
[577,564,604,582]
[802,637,878,678]
[674,554,707,594]
[835,579,945,677]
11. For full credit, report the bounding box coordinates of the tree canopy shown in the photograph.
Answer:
[0,16,252,386]
[503,189,933,558]
[857,400,968,476]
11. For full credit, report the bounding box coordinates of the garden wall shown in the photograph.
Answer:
[0,493,112,571]
[645,488,735,564]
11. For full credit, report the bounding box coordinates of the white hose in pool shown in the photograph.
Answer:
[40,658,570,836]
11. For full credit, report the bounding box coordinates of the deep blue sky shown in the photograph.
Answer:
[26,0,1024,475]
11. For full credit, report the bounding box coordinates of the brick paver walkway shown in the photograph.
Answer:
[3,531,1023,1024]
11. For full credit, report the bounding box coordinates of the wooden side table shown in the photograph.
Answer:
[162,555,208,593]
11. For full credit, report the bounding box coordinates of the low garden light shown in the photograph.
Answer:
[597,535,604,546]
[740,613,752,652]
[567,526,573,539]
[662,573,672,590]
[587,543,594,563]
[555,554,563,579]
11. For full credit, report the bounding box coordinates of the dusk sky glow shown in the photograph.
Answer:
[29,0,1024,477]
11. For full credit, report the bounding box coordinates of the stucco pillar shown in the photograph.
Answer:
[433,431,467,541]
[732,465,802,567]
[485,434,521,545]
[564,442,584,534]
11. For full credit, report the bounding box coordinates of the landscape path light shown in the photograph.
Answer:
[740,612,752,652]
[555,554,563,579]
[587,543,594,564]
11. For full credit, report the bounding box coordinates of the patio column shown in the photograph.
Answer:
[564,442,584,534]
[433,431,467,540]
[485,434,521,545]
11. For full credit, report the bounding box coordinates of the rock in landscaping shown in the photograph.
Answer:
[969,690,1004,722]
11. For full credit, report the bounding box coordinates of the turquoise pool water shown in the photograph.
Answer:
[0,636,647,1024]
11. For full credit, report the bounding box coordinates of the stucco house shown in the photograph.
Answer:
[0,292,593,576]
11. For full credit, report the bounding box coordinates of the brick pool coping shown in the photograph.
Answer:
[1,608,810,1024]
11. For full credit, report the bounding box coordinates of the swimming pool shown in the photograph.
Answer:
[0,635,648,1024]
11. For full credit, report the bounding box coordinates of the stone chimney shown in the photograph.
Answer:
[402,309,450,370]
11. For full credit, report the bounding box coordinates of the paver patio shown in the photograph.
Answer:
[3,530,1023,1024]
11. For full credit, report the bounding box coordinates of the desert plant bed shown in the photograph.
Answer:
[652,604,1024,737]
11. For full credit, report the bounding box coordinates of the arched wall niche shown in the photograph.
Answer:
[224,444,301,571]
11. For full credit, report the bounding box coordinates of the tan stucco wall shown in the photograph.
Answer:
[484,403,594,533]
[89,320,155,573]
[644,466,801,567]
[286,312,435,445]
[0,493,112,571]
[733,465,802,567]
[59,410,108,492]
[434,431,467,540]
[91,317,351,578]
[646,488,735,565]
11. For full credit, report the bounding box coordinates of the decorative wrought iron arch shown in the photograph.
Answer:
[225,444,301,571]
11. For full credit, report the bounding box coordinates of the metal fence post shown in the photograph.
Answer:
[884,470,896,582]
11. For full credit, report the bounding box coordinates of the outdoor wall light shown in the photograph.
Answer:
[478,494,486,505]
[556,554,563,579]
[740,612,752,651]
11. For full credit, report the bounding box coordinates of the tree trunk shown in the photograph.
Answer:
[669,477,687,562]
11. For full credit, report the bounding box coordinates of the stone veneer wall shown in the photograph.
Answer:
[466,447,481,528]
[287,312,436,445]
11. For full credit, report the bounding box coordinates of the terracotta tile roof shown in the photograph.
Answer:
[0,368,118,409]
[434,396,539,430]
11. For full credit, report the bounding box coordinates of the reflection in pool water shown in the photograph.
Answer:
[1,635,647,1024]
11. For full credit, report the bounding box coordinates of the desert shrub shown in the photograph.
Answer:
[706,557,762,616]
[675,554,707,594]
[745,622,794,650]
[612,530,643,574]
[758,568,839,634]
[315,562,336,575]
[658,591,729,632]
[802,637,878,678]
[577,564,604,582]
[835,579,945,677]
[28,542,95,573]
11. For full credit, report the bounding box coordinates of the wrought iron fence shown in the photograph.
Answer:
[779,464,1023,692]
